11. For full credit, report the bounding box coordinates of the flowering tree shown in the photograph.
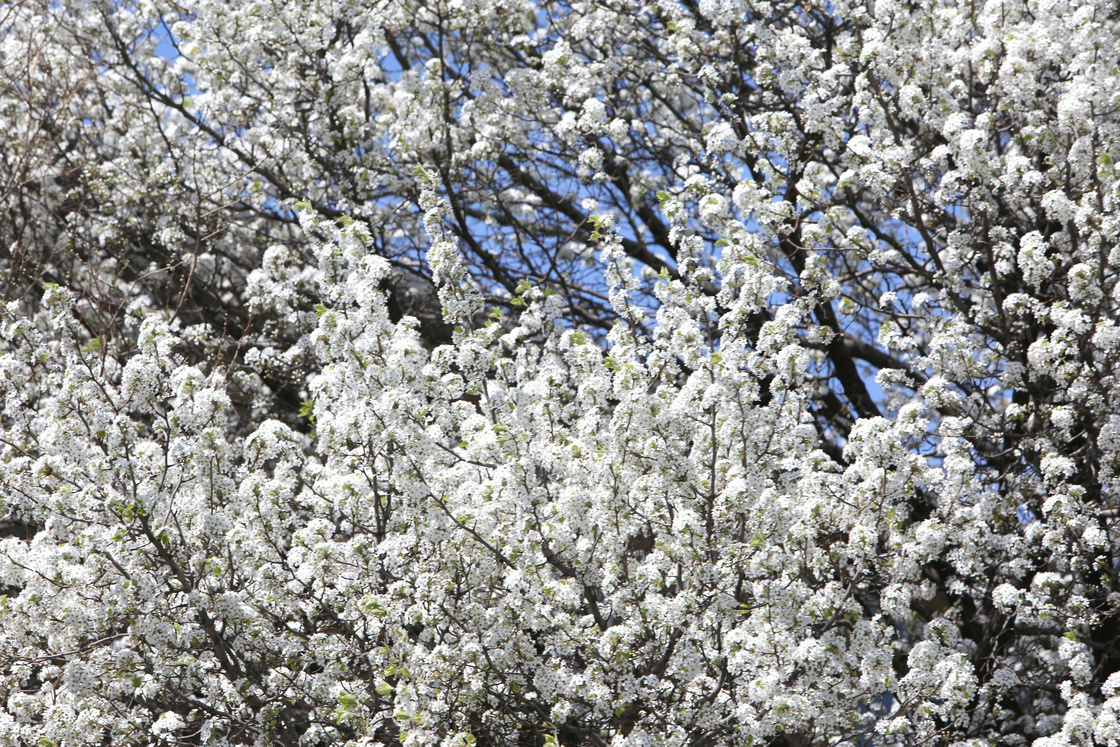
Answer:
[3,0,1120,744]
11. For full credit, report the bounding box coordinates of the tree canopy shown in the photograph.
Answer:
[2,0,1120,744]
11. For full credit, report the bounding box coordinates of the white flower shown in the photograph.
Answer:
[152,712,186,734]
[698,193,729,222]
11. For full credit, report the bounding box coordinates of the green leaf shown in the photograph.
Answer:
[314,302,329,318]
[588,213,604,241]
[294,197,313,211]
[359,597,388,618]
[715,238,730,247]
[657,267,670,280]
[337,214,355,227]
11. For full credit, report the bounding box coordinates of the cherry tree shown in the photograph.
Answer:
[2,0,1120,744]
